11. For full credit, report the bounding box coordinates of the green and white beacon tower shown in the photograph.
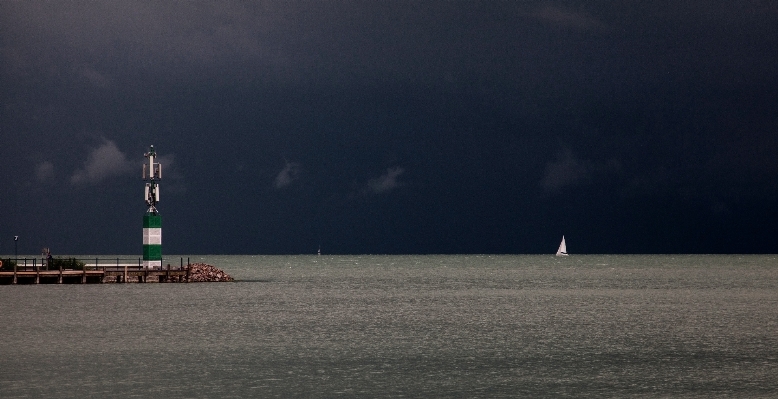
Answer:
[142,145,162,269]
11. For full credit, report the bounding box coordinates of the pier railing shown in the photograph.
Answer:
[2,257,192,272]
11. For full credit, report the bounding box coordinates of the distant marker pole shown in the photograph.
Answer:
[142,145,162,269]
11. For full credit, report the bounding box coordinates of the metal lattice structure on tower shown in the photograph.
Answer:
[142,145,162,269]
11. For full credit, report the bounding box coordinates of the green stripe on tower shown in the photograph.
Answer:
[143,214,162,228]
[143,214,162,268]
[143,244,162,259]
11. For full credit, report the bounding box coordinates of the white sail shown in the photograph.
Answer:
[556,236,568,256]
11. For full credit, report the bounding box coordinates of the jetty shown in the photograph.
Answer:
[0,258,231,284]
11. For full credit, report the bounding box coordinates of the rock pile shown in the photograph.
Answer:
[187,263,234,282]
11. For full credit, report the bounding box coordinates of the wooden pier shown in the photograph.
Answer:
[0,262,191,284]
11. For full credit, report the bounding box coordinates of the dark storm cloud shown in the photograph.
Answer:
[2,2,274,84]
[541,148,621,194]
[4,1,776,99]
[541,149,592,192]
[527,4,606,31]
[1,1,777,254]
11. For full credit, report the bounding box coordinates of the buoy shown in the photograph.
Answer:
[0,260,3,267]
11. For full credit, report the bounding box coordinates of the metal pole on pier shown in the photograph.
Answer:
[142,145,163,269]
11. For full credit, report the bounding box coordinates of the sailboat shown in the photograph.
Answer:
[556,236,568,257]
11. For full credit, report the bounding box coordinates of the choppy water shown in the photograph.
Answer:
[1,255,777,398]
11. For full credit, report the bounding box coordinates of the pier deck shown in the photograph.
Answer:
[0,265,190,284]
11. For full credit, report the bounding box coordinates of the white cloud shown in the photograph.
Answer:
[274,161,300,188]
[70,139,133,184]
[35,161,55,181]
[368,167,405,194]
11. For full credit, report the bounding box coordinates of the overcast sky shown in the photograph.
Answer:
[2,1,777,255]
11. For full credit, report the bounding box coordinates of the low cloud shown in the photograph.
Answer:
[528,5,606,31]
[70,139,133,184]
[35,161,55,181]
[368,167,405,194]
[541,147,625,194]
[541,149,591,192]
[274,161,300,189]
[78,64,112,88]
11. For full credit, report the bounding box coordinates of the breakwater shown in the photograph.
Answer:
[186,263,235,282]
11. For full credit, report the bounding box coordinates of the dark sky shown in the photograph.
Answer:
[2,1,777,255]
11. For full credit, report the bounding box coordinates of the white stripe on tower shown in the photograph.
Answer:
[143,214,162,269]
[143,228,162,245]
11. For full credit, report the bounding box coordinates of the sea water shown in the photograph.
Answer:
[1,255,777,398]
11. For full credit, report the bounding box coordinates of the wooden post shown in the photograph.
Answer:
[13,260,17,284]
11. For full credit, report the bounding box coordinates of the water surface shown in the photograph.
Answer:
[1,255,777,398]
